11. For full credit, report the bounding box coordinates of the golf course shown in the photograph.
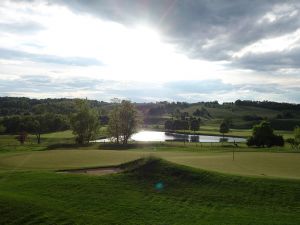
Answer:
[2,0,300,223]
[0,130,300,225]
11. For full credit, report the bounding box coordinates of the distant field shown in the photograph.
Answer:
[187,124,294,138]
[1,149,300,179]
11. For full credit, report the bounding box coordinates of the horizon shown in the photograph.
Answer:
[1,95,300,105]
[1,1,300,103]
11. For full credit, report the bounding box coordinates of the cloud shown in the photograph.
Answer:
[0,48,103,66]
[233,46,300,71]
[1,0,300,103]
[164,80,235,93]
[1,76,299,103]
[6,1,300,72]
[51,0,300,64]
[0,21,44,34]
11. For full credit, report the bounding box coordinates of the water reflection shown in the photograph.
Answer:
[96,131,246,143]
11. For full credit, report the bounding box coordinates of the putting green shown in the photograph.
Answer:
[165,152,300,180]
[0,150,299,179]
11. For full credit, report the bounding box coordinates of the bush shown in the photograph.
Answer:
[247,121,284,147]
[286,127,300,150]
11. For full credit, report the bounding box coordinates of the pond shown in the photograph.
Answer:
[96,130,246,143]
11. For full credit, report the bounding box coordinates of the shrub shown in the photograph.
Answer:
[247,121,284,147]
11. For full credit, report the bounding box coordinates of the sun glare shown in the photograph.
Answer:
[1,1,227,83]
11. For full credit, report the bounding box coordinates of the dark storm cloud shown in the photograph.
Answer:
[0,48,103,66]
[233,47,300,71]
[49,0,300,69]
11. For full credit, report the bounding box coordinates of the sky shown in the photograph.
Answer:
[0,0,300,103]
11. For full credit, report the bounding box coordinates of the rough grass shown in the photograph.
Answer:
[0,158,299,225]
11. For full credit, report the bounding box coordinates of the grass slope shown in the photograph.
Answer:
[0,158,299,225]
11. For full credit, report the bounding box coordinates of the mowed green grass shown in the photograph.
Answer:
[1,149,300,179]
[1,159,300,225]
[1,130,300,225]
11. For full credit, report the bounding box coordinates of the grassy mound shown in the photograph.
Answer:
[0,158,300,225]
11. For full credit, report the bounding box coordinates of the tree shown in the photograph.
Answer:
[22,114,69,144]
[247,121,284,147]
[107,100,139,144]
[295,126,300,144]
[16,122,27,144]
[16,131,27,144]
[107,103,121,144]
[190,119,200,134]
[25,118,42,144]
[219,121,229,138]
[164,120,174,131]
[0,124,5,134]
[70,99,100,144]
[286,126,300,150]
[173,120,189,130]
[119,101,139,144]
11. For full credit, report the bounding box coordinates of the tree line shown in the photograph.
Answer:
[0,99,139,145]
[1,114,69,143]
[235,100,300,111]
[164,118,200,132]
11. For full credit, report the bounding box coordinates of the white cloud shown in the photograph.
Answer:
[233,29,300,58]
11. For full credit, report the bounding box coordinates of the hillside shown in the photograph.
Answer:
[1,97,300,132]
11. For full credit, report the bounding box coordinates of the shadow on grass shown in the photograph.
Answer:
[46,142,158,150]
[97,142,160,150]
[47,143,96,150]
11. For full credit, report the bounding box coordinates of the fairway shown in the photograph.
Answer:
[167,152,300,179]
[1,158,300,225]
[1,149,300,179]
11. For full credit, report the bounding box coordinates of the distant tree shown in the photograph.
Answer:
[190,119,200,134]
[286,138,298,150]
[70,99,100,144]
[173,120,189,130]
[164,119,190,131]
[148,106,165,116]
[16,122,27,144]
[193,109,201,117]
[219,121,230,138]
[286,126,300,150]
[100,115,109,125]
[1,115,22,133]
[173,109,181,119]
[247,121,284,147]
[108,100,139,144]
[0,124,5,134]
[16,131,27,144]
[295,126,300,143]
[243,115,263,121]
[23,113,69,144]
[192,108,211,118]
[164,120,174,131]
[25,118,42,144]
[180,112,189,120]
[223,117,233,127]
